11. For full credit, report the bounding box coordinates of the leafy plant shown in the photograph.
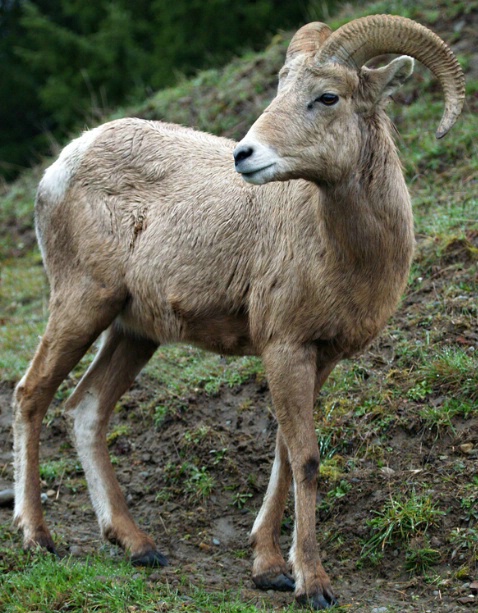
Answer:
[231,491,253,509]
[184,465,215,501]
[449,527,478,561]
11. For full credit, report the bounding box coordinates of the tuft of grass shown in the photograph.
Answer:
[360,490,444,564]
[163,461,216,502]
[420,348,478,403]
[184,465,216,501]
[419,398,475,434]
[449,527,478,565]
[404,542,441,575]
[460,489,478,524]
[183,425,213,447]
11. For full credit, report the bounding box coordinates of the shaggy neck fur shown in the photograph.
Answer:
[319,112,414,282]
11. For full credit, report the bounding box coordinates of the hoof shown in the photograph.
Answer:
[296,591,338,610]
[253,572,295,592]
[131,549,169,567]
[24,533,58,557]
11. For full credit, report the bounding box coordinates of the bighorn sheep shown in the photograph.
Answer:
[13,14,464,610]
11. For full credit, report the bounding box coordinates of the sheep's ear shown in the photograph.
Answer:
[360,55,414,102]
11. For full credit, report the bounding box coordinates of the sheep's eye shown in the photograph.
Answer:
[317,93,339,106]
[307,93,339,110]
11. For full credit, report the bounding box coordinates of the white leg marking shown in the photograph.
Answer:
[72,390,113,532]
[13,431,27,525]
[12,375,28,524]
[252,455,282,536]
[289,479,303,591]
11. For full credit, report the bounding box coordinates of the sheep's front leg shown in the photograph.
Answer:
[262,343,337,610]
[250,427,294,591]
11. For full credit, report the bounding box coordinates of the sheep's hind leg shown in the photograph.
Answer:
[65,323,167,567]
[250,427,295,592]
[13,290,121,552]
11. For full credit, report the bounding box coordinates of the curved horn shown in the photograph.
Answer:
[316,15,465,138]
[286,22,332,61]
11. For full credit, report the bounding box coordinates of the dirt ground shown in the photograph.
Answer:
[1,354,477,612]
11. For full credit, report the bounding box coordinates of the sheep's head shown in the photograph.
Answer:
[234,15,465,186]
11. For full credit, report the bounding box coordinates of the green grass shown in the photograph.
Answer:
[449,527,478,567]
[360,490,445,566]
[145,346,263,401]
[404,544,442,575]
[142,348,264,429]
[0,254,49,379]
[0,550,287,613]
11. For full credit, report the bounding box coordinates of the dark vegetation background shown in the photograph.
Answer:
[0,0,337,181]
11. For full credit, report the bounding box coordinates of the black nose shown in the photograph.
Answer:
[234,145,254,165]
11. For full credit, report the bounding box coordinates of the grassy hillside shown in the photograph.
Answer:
[1,0,477,611]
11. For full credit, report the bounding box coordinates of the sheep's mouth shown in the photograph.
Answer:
[239,164,276,184]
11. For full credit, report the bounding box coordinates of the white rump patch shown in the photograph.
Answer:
[40,125,105,205]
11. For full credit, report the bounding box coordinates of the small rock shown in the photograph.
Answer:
[69,545,82,557]
[380,467,395,477]
[95,575,108,583]
[212,538,220,546]
[371,607,388,613]
[41,493,48,504]
[470,581,478,594]
[459,443,474,455]
[46,489,56,497]
[0,489,15,507]
[180,596,194,603]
